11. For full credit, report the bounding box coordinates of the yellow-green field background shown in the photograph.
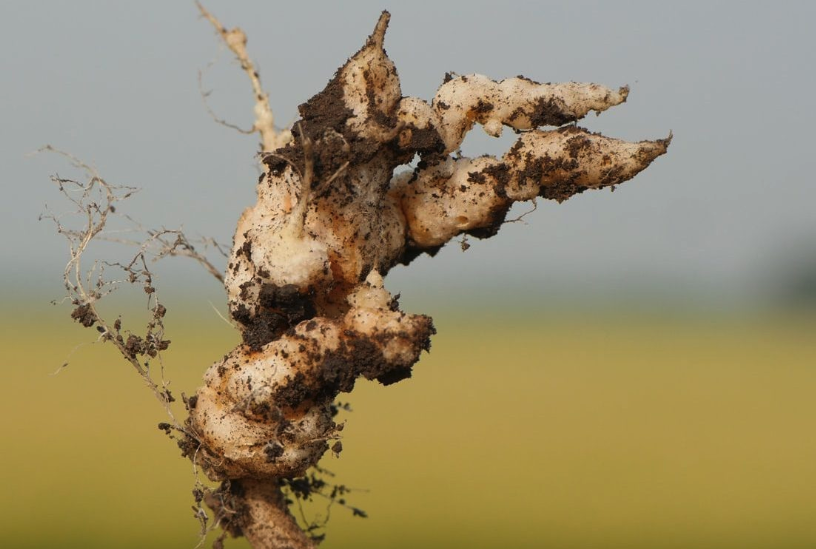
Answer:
[3,305,816,548]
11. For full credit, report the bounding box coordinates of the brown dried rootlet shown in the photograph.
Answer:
[188,10,669,549]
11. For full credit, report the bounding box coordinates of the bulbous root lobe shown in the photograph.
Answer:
[393,127,672,247]
[189,272,434,480]
[428,75,630,152]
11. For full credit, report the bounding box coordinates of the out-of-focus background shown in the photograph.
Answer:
[2,1,815,548]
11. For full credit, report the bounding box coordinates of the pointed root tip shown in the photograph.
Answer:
[195,1,213,22]
[653,131,673,153]
[369,11,391,48]
[639,132,672,161]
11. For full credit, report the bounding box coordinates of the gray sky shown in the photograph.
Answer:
[3,1,815,309]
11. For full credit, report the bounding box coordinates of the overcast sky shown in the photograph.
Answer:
[3,1,815,309]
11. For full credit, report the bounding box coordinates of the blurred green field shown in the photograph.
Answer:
[2,305,816,548]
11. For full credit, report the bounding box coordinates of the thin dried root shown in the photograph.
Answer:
[196,2,291,152]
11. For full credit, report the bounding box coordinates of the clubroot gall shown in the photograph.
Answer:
[45,7,669,549]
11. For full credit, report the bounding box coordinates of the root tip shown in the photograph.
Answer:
[369,11,391,48]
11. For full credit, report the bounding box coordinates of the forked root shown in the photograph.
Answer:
[188,8,669,548]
